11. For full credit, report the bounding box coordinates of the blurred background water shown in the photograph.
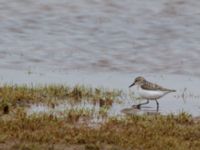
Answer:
[1,0,200,75]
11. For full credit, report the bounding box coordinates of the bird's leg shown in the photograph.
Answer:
[155,99,159,111]
[133,100,149,109]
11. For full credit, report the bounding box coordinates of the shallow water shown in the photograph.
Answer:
[5,69,198,117]
[1,0,200,75]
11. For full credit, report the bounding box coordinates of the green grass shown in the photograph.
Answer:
[0,84,122,112]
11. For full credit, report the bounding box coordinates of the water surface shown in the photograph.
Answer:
[0,0,200,75]
[1,69,198,116]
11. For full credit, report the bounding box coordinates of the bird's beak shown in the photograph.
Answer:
[129,82,135,88]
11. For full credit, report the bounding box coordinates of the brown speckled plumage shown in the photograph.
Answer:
[141,80,176,92]
[133,76,176,92]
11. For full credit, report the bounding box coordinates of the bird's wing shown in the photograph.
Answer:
[141,81,175,92]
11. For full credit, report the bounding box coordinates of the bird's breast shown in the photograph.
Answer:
[137,86,168,99]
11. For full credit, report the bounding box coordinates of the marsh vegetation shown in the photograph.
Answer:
[0,84,199,150]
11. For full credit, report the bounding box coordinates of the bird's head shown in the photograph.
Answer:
[129,76,145,88]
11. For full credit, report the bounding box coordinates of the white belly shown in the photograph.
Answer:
[137,86,169,100]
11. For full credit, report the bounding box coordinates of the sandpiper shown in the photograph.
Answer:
[129,76,176,110]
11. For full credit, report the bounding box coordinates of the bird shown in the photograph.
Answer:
[129,76,176,110]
